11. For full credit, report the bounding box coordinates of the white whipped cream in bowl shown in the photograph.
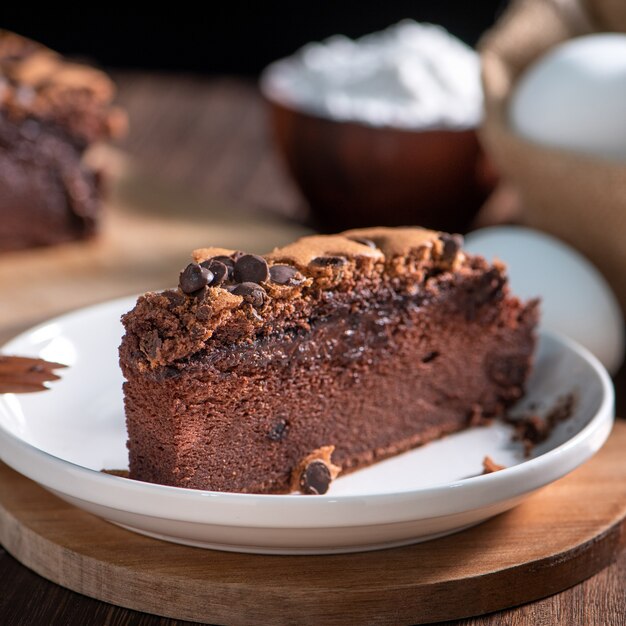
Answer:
[260,20,483,130]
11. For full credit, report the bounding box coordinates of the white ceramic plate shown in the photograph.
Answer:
[0,297,614,554]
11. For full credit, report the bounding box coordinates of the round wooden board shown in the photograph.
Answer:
[1,423,625,626]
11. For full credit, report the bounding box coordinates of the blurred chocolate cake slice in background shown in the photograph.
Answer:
[0,30,126,251]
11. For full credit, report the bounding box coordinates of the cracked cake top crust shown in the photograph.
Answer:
[120,227,508,375]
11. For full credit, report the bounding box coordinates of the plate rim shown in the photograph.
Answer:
[0,295,615,529]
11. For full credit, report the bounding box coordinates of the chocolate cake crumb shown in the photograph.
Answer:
[139,330,162,360]
[101,469,130,478]
[482,456,506,474]
[505,393,576,456]
[290,446,341,495]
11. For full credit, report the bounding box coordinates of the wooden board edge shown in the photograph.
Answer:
[0,490,624,625]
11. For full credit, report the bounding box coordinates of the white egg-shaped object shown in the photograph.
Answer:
[465,226,624,374]
[510,34,626,161]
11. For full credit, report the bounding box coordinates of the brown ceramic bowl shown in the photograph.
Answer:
[264,97,496,234]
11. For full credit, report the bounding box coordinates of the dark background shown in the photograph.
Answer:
[3,1,505,75]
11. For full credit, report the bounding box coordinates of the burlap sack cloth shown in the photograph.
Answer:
[479,0,626,314]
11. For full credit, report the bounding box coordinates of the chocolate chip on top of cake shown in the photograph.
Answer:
[120,226,538,494]
[123,228,466,371]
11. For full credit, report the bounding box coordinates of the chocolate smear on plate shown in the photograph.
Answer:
[0,355,67,393]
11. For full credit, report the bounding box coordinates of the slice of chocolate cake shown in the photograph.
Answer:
[120,227,539,494]
[0,31,126,251]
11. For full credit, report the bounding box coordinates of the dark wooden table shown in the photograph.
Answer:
[0,73,624,626]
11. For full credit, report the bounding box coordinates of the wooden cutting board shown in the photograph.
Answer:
[0,422,624,626]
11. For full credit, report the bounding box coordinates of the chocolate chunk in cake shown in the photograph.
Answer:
[120,226,539,494]
[290,446,341,495]
[0,31,126,251]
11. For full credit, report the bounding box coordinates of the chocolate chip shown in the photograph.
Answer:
[232,282,267,307]
[311,256,347,268]
[439,233,463,264]
[179,263,212,294]
[269,264,301,286]
[234,254,270,284]
[348,236,377,249]
[421,351,440,364]
[300,461,331,495]
[162,366,180,379]
[267,418,289,441]
[211,255,236,280]
[101,469,130,478]
[200,259,229,285]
